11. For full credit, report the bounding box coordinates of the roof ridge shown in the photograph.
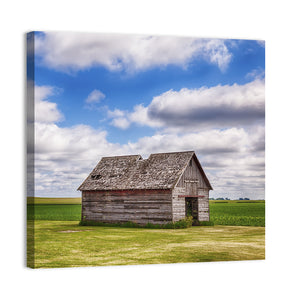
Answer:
[149,150,194,156]
[101,151,195,159]
[102,154,142,159]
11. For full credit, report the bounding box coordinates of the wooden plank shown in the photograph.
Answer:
[82,190,173,224]
[176,156,208,189]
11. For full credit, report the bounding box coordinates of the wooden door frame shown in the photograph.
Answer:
[185,197,198,220]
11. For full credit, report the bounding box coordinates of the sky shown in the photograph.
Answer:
[28,31,265,199]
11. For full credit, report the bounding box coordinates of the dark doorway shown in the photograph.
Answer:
[185,197,198,221]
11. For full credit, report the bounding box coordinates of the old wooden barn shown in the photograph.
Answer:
[78,151,212,225]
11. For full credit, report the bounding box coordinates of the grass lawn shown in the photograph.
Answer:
[28,220,265,268]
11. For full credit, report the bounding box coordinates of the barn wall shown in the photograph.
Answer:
[172,187,186,221]
[198,188,210,221]
[173,156,210,222]
[82,189,172,225]
[172,188,210,221]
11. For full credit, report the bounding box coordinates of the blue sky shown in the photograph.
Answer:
[29,31,265,199]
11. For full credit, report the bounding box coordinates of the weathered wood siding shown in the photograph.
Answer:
[82,189,173,225]
[176,156,209,192]
[172,188,210,221]
[172,156,210,222]
[198,188,209,221]
[172,187,186,221]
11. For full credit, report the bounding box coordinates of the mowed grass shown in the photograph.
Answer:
[29,220,265,268]
[27,198,265,226]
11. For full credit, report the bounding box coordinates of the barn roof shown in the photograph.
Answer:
[78,151,212,191]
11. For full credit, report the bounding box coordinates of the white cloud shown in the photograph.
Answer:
[107,105,162,130]
[206,153,265,199]
[125,128,250,156]
[245,67,265,80]
[35,32,232,73]
[129,104,163,128]
[34,121,125,197]
[147,79,265,129]
[33,84,120,196]
[85,89,105,104]
[33,84,264,199]
[110,117,130,129]
[108,79,265,131]
[35,85,64,123]
[34,119,264,198]
[200,39,232,71]
[107,108,126,118]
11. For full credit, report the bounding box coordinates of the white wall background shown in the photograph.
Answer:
[1,1,300,299]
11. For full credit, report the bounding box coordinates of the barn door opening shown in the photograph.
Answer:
[185,197,198,221]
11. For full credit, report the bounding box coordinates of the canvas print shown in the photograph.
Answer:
[27,31,265,268]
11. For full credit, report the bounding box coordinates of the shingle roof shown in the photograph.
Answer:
[78,151,212,191]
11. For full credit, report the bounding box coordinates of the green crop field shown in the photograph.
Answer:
[27,197,81,221]
[209,200,265,226]
[27,204,81,221]
[28,220,265,268]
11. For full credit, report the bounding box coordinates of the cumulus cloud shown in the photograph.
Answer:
[107,105,163,130]
[110,117,131,130]
[129,104,163,128]
[85,89,105,104]
[84,89,106,110]
[35,85,64,124]
[108,79,265,131]
[34,121,125,196]
[125,128,249,156]
[147,79,265,129]
[107,108,126,118]
[33,84,264,199]
[103,79,265,199]
[35,32,232,73]
[32,84,118,195]
[206,153,265,199]
[107,109,130,129]
[34,122,264,198]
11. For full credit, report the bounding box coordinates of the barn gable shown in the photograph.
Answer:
[78,151,211,191]
[175,153,213,190]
